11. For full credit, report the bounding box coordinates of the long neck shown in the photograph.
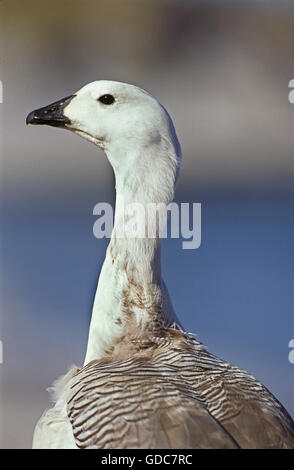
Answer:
[83,142,180,365]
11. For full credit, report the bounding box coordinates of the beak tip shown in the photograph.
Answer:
[26,111,35,125]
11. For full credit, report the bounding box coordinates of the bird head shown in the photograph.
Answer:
[26,80,181,195]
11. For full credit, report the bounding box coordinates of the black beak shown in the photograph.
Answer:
[26,94,75,127]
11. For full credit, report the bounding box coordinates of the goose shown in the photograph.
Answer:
[26,80,294,449]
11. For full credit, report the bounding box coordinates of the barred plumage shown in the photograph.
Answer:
[64,330,294,449]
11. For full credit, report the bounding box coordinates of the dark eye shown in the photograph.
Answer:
[98,94,115,105]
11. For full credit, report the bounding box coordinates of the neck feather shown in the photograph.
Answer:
[83,142,180,365]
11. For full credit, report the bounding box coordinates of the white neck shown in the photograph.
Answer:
[83,137,181,365]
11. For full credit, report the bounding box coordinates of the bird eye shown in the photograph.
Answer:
[98,94,115,105]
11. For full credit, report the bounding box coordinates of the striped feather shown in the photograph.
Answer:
[65,330,294,449]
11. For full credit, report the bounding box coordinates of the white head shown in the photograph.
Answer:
[27,80,181,203]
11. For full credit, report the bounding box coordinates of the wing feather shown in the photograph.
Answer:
[64,336,294,449]
[67,361,238,449]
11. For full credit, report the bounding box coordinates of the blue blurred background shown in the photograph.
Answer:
[0,0,293,448]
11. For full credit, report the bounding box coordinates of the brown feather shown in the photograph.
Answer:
[66,330,294,449]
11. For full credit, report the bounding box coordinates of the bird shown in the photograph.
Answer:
[26,80,294,449]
